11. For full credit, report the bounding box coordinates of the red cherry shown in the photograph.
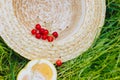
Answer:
[52,32,58,38]
[47,36,54,42]
[31,29,37,35]
[43,29,49,35]
[42,35,47,40]
[56,60,62,66]
[35,33,41,39]
[39,28,45,35]
[35,24,41,30]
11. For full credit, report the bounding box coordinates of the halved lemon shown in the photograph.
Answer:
[17,59,57,80]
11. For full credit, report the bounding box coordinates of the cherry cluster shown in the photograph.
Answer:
[31,24,58,42]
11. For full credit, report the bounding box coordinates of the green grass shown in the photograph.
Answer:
[0,0,120,80]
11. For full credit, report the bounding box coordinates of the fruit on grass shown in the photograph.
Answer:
[17,59,57,80]
[56,60,62,66]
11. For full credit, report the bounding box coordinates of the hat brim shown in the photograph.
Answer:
[0,0,106,63]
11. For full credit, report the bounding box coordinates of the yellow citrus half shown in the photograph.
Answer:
[17,59,57,80]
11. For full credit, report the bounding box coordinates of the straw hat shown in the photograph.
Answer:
[0,0,106,63]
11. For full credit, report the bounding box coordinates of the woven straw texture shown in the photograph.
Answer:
[0,0,106,63]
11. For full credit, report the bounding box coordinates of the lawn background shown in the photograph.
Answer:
[0,0,120,80]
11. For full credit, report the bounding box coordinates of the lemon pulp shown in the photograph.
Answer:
[32,63,53,80]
